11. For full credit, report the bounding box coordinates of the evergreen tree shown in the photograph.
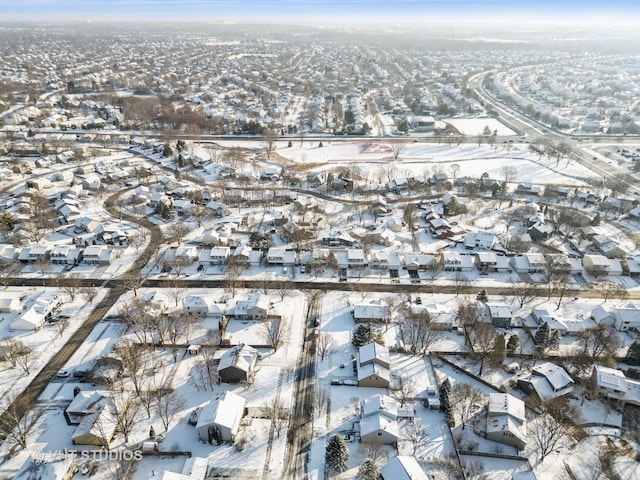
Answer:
[476,289,489,304]
[534,322,551,348]
[352,324,372,348]
[490,333,506,367]
[357,459,379,480]
[626,341,640,366]
[549,330,561,351]
[506,334,519,355]
[325,434,349,474]
[163,142,173,157]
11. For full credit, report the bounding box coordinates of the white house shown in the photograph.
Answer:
[517,362,574,401]
[82,245,116,265]
[11,291,61,330]
[380,456,428,480]
[486,393,526,450]
[233,293,271,320]
[353,301,390,323]
[359,398,400,445]
[199,247,230,266]
[196,391,246,444]
[218,343,259,383]
[591,365,640,407]
[582,254,623,276]
[591,304,640,332]
[50,245,83,265]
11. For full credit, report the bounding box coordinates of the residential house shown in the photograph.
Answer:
[515,183,541,196]
[64,390,107,425]
[592,235,627,259]
[218,343,259,383]
[517,362,574,401]
[172,199,194,216]
[466,231,498,250]
[487,304,512,328]
[50,245,82,265]
[18,244,51,263]
[71,397,119,447]
[380,456,428,480]
[74,216,101,234]
[582,254,623,276]
[532,309,569,336]
[164,245,198,267]
[475,252,510,273]
[82,245,116,265]
[320,230,357,247]
[0,293,21,313]
[183,294,225,318]
[11,291,61,330]
[591,365,640,407]
[353,301,390,323]
[346,249,368,268]
[233,245,263,266]
[528,222,554,241]
[441,251,474,272]
[357,342,391,388]
[360,394,400,445]
[510,253,546,274]
[196,391,246,444]
[486,393,526,450]
[266,246,296,266]
[199,247,230,266]
[233,293,271,320]
[591,304,640,332]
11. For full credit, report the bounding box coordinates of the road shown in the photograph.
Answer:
[284,291,321,479]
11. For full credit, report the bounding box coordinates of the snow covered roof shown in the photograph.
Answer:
[196,391,245,433]
[380,456,428,480]
[532,362,574,393]
[593,365,627,393]
[488,393,525,423]
[358,342,390,366]
[359,412,399,439]
[361,394,398,419]
[218,343,258,373]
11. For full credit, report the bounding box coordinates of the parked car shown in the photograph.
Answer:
[57,369,70,378]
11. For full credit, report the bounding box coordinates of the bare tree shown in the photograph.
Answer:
[452,271,469,296]
[55,317,69,338]
[391,142,406,161]
[501,165,517,184]
[261,129,278,160]
[449,383,483,430]
[407,418,429,456]
[109,393,138,444]
[57,273,82,301]
[80,285,99,304]
[263,396,288,437]
[400,310,440,355]
[113,340,146,396]
[122,273,145,297]
[317,332,335,360]
[590,280,626,303]
[118,297,154,343]
[167,223,191,244]
[164,313,196,361]
[510,283,538,308]
[577,324,621,360]
[262,318,287,352]
[455,298,482,334]
[314,385,330,417]
[392,376,416,407]
[529,397,578,460]
[470,322,497,376]
[3,338,34,375]
[191,355,219,391]
[0,399,42,451]
[155,391,186,432]
[359,437,385,463]
[0,260,20,287]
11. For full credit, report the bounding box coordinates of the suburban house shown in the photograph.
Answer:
[486,393,526,450]
[359,394,400,445]
[475,252,510,273]
[218,343,259,383]
[441,251,474,272]
[380,456,428,480]
[164,245,199,267]
[0,293,21,313]
[464,231,498,250]
[64,390,108,425]
[196,391,246,444]
[582,254,623,276]
[591,365,640,407]
[357,342,391,388]
[527,222,554,241]
[591,304,640,332]
[18,244,51,263]
[266,246,296,266]
[233,245,263,266]
[71,396,119,447]
[82,245,117,265]
[532,309,569,336]
[182,294,225,318]
[353,301,390,323]
[517,362,574,401]
[74,216,101,234]
[199,247,231,266]
[233,293,271,320]
[50,245,83,265]
[487,304,512,328]
[10,291,61,331]
[510,253,546,274]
